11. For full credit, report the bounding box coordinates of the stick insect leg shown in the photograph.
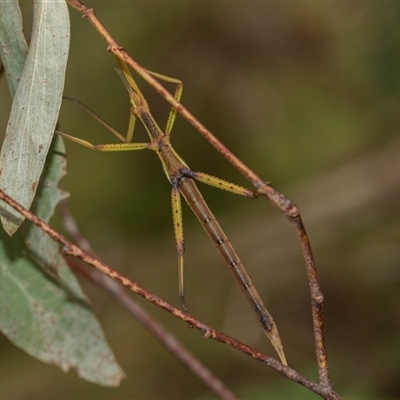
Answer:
[63,80,140,146]
[115,56,183,135]
[56,130,151,152]
[144,70,183,136]
[63,96,134,143]
[192,172,260,199]
[171,185,188,313]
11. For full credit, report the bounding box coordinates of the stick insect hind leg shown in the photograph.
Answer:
[58,57,287,365]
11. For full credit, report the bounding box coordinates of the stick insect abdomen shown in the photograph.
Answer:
[179,176,285,363]
[179,177,274,330]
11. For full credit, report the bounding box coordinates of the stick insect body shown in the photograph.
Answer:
[58,58,287,365]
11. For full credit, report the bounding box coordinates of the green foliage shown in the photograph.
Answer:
[0,0,124,386]
[0,136,124,385]
[0,0,69,235]
[0,0,28,96]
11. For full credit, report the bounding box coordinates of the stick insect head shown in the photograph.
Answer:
[115,68,147,113]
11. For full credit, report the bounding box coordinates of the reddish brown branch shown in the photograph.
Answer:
[0,189,340,399]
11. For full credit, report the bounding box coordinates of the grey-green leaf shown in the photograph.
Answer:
[0,230,126,386]
[0,1,125,385]
[0,136,125,386]
[0,0,70,235]
[0,0,28,97]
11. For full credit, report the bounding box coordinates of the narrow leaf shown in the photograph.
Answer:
[0,137,125,386]
[0,0,28,96]
[0,1,124,385]
[0,0,70,235]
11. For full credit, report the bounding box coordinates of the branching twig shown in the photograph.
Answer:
[65,0,330,388]
[58,200,238,400]
[0,189,340,399]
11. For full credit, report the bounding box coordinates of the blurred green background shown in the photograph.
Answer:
[1,1,400,399]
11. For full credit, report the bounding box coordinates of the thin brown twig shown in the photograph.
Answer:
[58,200,238,400]
[0,189,340,399]
[65,0,330,388]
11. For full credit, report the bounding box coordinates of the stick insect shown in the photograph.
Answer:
[58,57,287,365]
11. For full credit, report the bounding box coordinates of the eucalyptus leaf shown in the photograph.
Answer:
[0,136,125,386]
[0,1,125,386]
[0,0,70,235]
[0,0,28,96]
